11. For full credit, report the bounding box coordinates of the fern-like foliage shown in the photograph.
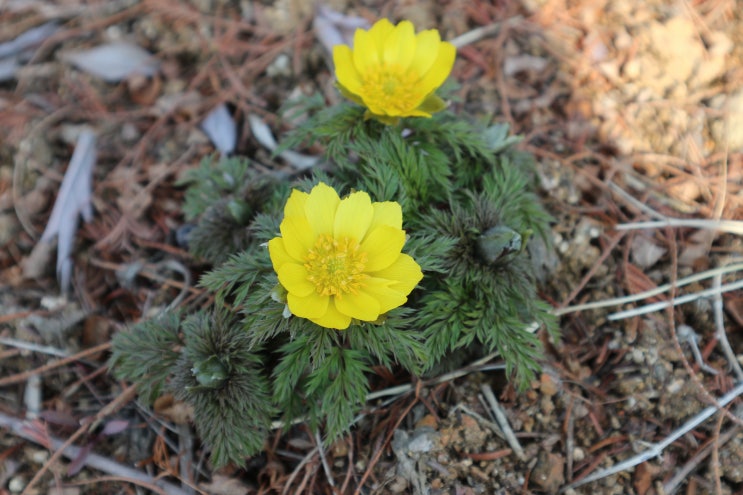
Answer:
[111,89,559,465]
[109,312,183,405]
[178,155,253,220]
[171,310,275,467]
[178,155,285,264]
[271,329,373,441]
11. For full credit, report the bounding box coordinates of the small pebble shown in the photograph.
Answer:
[31,449,49,464]
[9,476,25,493]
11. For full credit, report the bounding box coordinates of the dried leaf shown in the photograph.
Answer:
[153,394,194,424]
[313,5,369,54]
[503,54,549,76]
[40,129,97,294]
[0,56,20,81]
[101,419,129,436]
[200,475,253,495]
[630,235,666,268]
[61,41,159,82]
[67,442,93,476]
[0,22,59,59]
[248,113,318,170]
[678,228,715,268]
[38,410,79,428]
[0,22,59,81]
[625,263,665,303]
[201,103,236,155]
[531,450,565,494]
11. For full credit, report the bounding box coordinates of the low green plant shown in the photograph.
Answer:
[110,18,557,468]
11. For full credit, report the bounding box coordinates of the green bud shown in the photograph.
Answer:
[191,355,228,388]
[475,225,523,264]
[226,198,251,224]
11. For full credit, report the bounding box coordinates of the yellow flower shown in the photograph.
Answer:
[268,183,423,330]
[333,19,456,124]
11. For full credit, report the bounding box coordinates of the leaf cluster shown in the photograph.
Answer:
[281,102,557,388]
[110,309,274,467]
[171,310,274,467]
[110,311,183,405]
[177,155,286,264]
[111,94,558,466]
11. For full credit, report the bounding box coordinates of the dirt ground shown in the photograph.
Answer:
[1,0,743,494]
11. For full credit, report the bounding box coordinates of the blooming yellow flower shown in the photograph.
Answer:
[268,183,423,330]
[333,19,456,124]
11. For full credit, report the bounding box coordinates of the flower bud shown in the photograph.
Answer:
[475,225,523,264]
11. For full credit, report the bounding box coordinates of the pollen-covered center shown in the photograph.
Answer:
[304,234,368,298]
[360,65,423,114]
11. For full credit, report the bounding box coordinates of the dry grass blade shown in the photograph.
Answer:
[200,103,236,156]
[615,218,743,235]
[38,128,96,294]
[0,411,192,495]
[555,261,743,316]
[608,278,743,321]
[567,380,743,490]
[0,21,59,80]
[60,41,159,82]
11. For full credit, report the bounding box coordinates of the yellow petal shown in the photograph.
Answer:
[284,189,309,219]
[417,41,456,95]
[383,20,416,70]
[403,108,433,118]
[365,111,400,125]
[370,253,423,295]
[363,277,408,313]
[360,225,406,271]
[368,18,395,58]
[305,183,340,236]
[277,263,315,297]
[311,300,352,329]
[334,191,373,241]
[409,29,442,77]
[268,238,295,270]
[280,214,313,261]
[333,45,363,94]
[362,100,388,119]
[288,290,329,319]
[353,26,380,75]
[369,201,402,232]
[334,290,381,322]
[336,82,365,106]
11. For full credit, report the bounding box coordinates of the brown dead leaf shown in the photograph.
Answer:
[633,461,662,495]
[330,437,348,458]
[153,394,193,424]
[81,315,113,357]
[415,414,439,429]
[531,450,565,494]
[21,240,55,280]
[630,234,666,269]
[725,296,743,327]
[625,263,666,302]
[666,179,702,205]
[200,474,253,495]
[128,73,162,106]
[678,228,715,268]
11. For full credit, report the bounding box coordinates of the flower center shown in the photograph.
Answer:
[361,65,423,114]
[304,234,368,298]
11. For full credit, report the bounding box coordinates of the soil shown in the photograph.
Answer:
[1,0,742,494]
